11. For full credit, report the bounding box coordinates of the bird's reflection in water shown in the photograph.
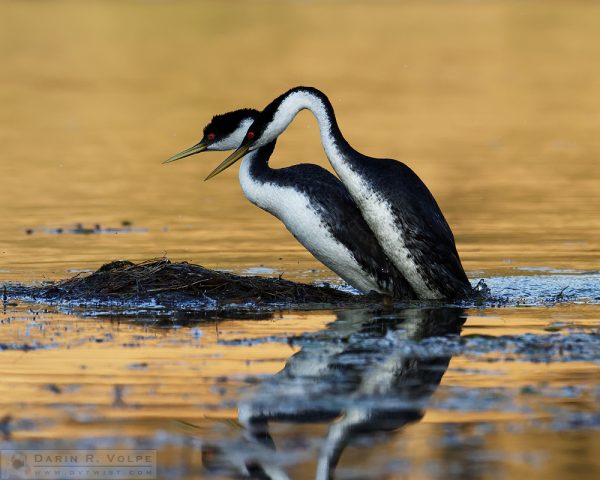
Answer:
[203,306,466,479]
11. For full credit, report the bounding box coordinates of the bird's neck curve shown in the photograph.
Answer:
[267,90,358,170]
[239,140,277,181]
[238,140,279,210]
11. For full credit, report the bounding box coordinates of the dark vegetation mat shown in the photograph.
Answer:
[4,258,376,311]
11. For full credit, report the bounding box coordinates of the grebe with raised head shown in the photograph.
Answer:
[209,87,473,300]
[165,108,414,298]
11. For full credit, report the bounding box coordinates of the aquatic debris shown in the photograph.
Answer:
[33,258,359,309]
[411,332,600,364]
[2,285,17,309]
[44,384,62,394]
[189,327,204,338]
[0,414,11,440]
[482,274,600,305]
[128,362,149,370]
[113,385,126,408]
[23,222,146,236]
[0,341,51,352]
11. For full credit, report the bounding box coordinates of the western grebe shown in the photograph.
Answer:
[165,109,414,298]
[209,87,472,300]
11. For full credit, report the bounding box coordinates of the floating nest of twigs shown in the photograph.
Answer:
[28,258,363,309]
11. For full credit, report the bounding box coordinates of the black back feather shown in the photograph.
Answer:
[247,144,415,298]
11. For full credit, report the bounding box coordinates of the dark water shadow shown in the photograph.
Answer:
[202,306,466,479]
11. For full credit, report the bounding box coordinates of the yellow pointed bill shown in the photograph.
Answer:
[163,141,208,164]
[204,144,251,180]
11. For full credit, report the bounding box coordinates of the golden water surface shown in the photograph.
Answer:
[0,1,599,479]
[1,0,598,282]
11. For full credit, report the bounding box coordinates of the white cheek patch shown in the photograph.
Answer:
[207,118,255,151]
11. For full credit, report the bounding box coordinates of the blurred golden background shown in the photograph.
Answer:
[1,3,599,479]
[1,0,598,281]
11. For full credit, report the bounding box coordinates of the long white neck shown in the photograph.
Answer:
[237,144,276,209]
[238,150,262,206]
[261,90,353,172]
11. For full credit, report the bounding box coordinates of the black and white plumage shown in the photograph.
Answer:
[165,109,414,298]
[203,307,465,478]
[217,87,473,300]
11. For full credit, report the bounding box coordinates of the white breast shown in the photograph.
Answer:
[285,94,440,299]
[238,156,387,294]
[326,154,442,300]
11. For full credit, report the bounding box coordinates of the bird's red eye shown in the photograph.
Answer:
[207,133,215,141]
[247,131,255,140]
